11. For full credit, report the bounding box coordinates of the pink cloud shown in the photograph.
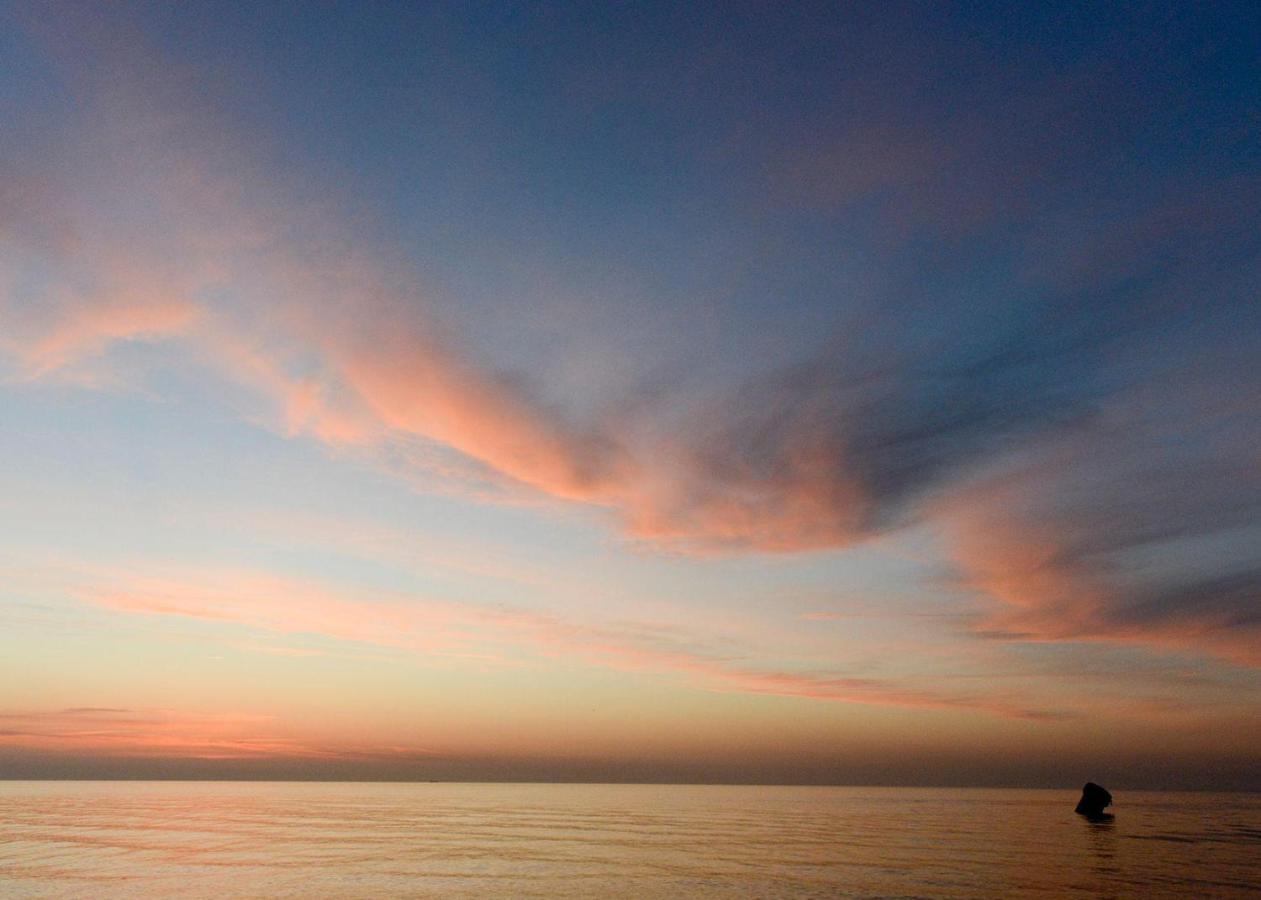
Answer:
[3,138,875,554]
[327,323,623,501]
[201,326,380,446]
[68,565,1064,720]
[0,34,880,555]
[4,16,1255,681]
[0,707,372,760]
[5,293,199,381]
[935,443,1261,668]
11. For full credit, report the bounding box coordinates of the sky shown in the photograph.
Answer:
[1,1,1259,788]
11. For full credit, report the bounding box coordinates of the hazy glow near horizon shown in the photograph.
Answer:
[1,2,1258,787]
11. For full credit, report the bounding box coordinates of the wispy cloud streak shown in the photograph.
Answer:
[65,566,1063,720]
[2,7,1258,672]
[0,707,374,760]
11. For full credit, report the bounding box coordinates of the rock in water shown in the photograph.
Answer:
[1075,782,1113,817]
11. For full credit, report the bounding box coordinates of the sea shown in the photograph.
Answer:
[1,781,1259,897]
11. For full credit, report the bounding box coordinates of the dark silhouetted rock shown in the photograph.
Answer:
[1075,782,1113,819]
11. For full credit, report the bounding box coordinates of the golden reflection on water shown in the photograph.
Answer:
[1,782,1259,897]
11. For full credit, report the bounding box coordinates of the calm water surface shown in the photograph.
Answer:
[1,782,1259,897]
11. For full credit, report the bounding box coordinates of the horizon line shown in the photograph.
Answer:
[3,777,1256,793]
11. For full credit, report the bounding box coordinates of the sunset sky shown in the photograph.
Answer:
[2,2,1258,788]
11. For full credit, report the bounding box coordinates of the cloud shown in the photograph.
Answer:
[608,337,1097,552]
[64,564,1063,720]
[937,355,1261,666]
[0,707,363,760]
[326,316,624,500]
[6,295,199,381]
[2,8,1258,672]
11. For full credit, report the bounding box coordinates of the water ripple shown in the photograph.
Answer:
[1,784,1259,898]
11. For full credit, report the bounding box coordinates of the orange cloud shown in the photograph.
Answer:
[89,571,497,658]
[937,465,1261,668]
[201,325,379,446]
[5,14,1255,682]
[4,152,875,554]
[5,293,199,381]
[69,565,1064,720]
[1,29,880,554]
[328,323,623,501]
[0,707,368,760]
